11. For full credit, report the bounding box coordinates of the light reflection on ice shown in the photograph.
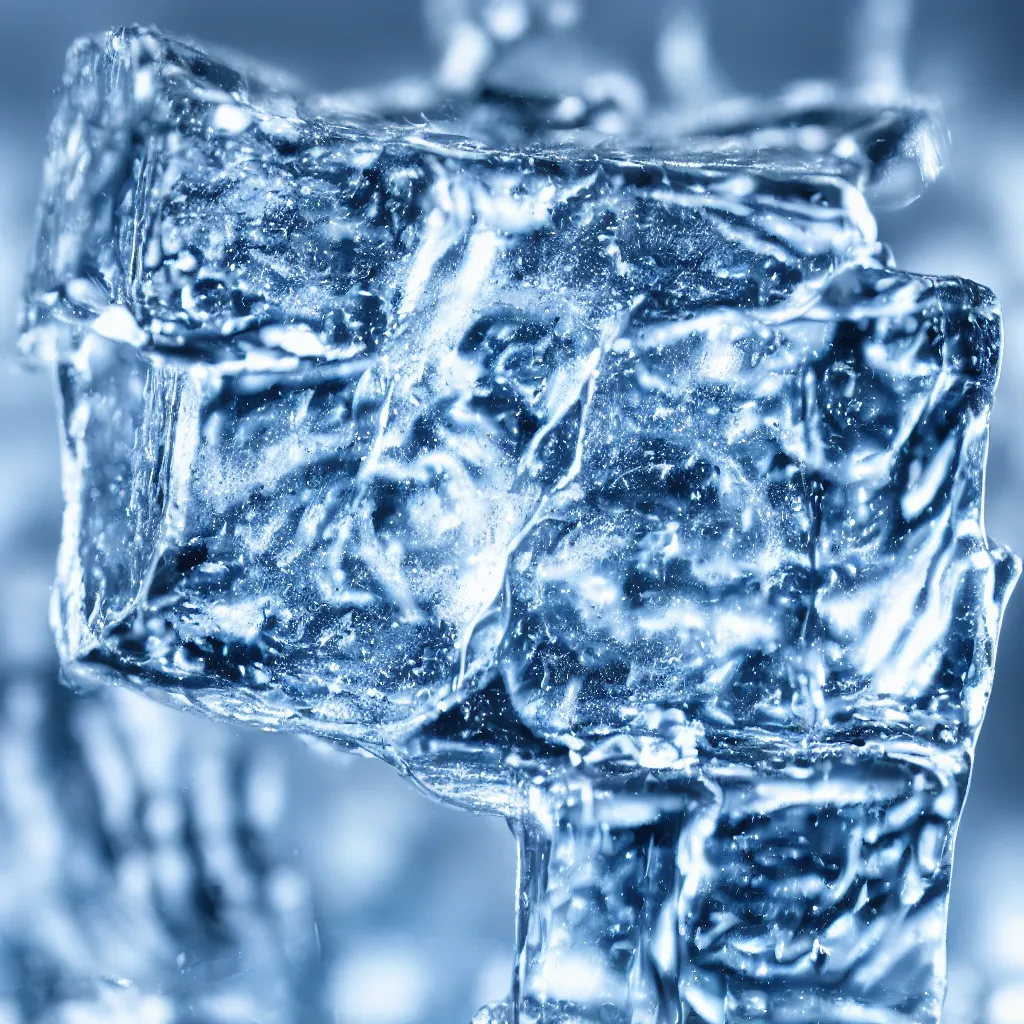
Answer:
[0,2,1022,1022]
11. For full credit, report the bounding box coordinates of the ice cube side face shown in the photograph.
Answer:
[500,268,1017,760]
[26,28,1016,766]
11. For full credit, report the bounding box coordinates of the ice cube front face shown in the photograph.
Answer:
[23,27,1018,1024]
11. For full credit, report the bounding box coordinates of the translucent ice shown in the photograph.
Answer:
[22,25,1017,1024]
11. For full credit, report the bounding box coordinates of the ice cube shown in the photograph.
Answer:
[24,27,919,759]
[21,27,1015,785]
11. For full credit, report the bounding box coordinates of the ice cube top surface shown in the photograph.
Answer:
[24,27,1017,781]
[24,29,887,367]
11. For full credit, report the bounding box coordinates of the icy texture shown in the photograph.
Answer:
[21,25,1017,1024]
[514,757,966,1023]
[23,27,1011,773]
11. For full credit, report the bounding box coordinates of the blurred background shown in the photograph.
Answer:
[0,1,1022,1021]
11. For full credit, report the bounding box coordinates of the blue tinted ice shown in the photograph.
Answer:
[21,26,1017,1024]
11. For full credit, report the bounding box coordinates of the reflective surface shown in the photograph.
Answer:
[2,2,1024,1024]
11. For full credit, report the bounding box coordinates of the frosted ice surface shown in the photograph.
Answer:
[21,27,1015,790]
